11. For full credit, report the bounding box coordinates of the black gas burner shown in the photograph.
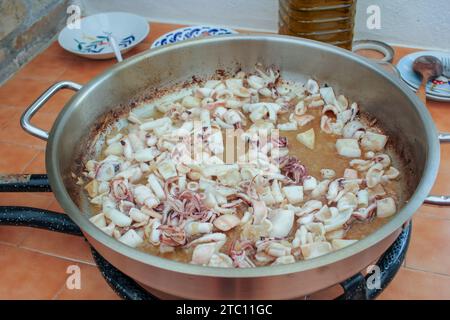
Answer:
[91,224,411,300]
[0,174,411,300]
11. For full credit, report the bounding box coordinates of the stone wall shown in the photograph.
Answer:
[0,0,70,84]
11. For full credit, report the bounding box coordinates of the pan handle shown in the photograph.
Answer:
[424,132,450,205]
[20,81,82,141]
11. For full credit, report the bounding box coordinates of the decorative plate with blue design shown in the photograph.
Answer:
[58,12,149,60]
[151,26,238,49]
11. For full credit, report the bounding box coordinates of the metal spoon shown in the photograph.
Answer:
[412,55,443,104]
[104,31,123,62]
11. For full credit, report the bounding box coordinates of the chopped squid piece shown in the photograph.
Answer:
[306,79,319,94]
[325,228,345,241]
[208,253,234,267]
[319,87,339,108]
[89,213,107,228]
[129,208,149,223]
[376,197,396,218]
[148,174,165,200]
[296,128,315,150]
[343,168,358,179]
[269,209,295,238]
[185,221,214,236]
[335,139,361,158]
[118,229,144,248]
[296,200,322,217]
[80,65,402,268]
[301,242,332,259]
[303,176,318,191]
[213,214,241,231]
[331,239,357,250]
[320,169,336,180]
[104,207,132,227]
[134,147,160,162]
[295,114,315,127]
[282,185,304,204]
[357,189,369,207]
[361,132,388,151]
[271,255,296,266]
[191,242,223,265]
[140,117,172,131]
[278,120,298,131]
[100,222,116,236]
[366,163,384,188]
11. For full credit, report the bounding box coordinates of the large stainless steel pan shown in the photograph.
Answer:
[20,35,450,299]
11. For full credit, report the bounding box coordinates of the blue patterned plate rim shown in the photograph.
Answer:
[151,25,238,49]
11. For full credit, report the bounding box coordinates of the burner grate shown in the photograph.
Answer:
[0,173,411,300]
[0,205,411,300]
[92,224,411,300]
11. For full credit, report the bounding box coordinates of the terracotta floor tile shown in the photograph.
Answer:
[0,143,40,173]
[124,43,150,57]
[417,144,450,220]
[147,23,186,43]
[0,193,55,245]
[57,58,115,84]
[429,102,450,131]
[37,88,76,114]
[0,77,54,109]
[0,192,54,207]
[23,151,46,173]
[14,54,73,82]
[0,106,20,129]
[20,227,94,264]
[0,244,73,299]
[0,111,57,149]
[405,216,450,276]
[378,267,450,300]
[55,264,120,300]
[44,42,76,58]
[0,81,74,116]
[47,198,65,213]
[417,204,450,220]
[0,227,29,246]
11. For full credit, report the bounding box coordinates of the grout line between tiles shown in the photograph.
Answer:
[15,67,70,83]
[403,265,450,278]
[46,199,63,212]
[0,141,46,152]
[16,245,96,266]
[0,104,20,109]
[0,241,19,248]
[21,151,42,174]
[51,281,67,300]
[6,106,62,115]
[0,140,45,148]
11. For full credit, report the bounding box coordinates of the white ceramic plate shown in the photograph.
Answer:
[404,81,450,102]
[151,25,237,49]
[58,12,149,60]
[396,50,450,98]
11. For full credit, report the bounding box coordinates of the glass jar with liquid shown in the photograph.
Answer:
[278,0,357,50]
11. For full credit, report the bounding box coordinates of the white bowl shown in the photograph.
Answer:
[58,12,149,60]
